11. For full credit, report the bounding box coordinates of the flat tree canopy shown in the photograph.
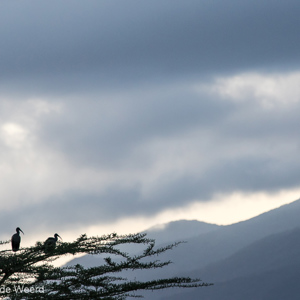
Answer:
[0,233,211,299]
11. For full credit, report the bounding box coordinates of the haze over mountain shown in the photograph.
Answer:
[144,220,220,245]
[163,227,300,300]
[67,198,300,299]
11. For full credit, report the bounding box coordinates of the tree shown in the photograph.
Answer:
[0,233,211,299]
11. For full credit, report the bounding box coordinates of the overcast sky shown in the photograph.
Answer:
[1,0,300,243]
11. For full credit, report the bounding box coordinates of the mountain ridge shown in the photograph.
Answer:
[65,198,300,299]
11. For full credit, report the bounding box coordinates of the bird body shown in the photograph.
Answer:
[11,227,24,252]
[44,233,62,251]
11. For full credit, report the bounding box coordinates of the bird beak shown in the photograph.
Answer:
[58,234,62,240]
[20,229,24,235]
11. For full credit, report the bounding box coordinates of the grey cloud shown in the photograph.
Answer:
[1,0,300,95]
[0,1,300,233]
[205,157,300,194]
[25,86,300,230]
[0,85,299,232]
[1,143,300,235]
[38,89,232,168]
[0,186,155,235]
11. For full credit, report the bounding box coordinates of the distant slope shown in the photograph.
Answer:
[163,264,300,300]
[192,227,300,283]
[66,219,220,268]
[66,199,300,300]
[146,199,300,299]
[144,219,220,245]
[67,199,300,270]
[162,226,300,300]
[156,198,300,275]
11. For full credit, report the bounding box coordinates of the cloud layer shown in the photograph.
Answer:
[0,1,300,237]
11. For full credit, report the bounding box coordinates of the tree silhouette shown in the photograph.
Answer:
[0,233,211,299]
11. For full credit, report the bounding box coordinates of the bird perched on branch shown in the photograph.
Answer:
[11,227,24,252]
[44,233,62,251]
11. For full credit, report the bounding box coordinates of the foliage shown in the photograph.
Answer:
[0,233,211,299]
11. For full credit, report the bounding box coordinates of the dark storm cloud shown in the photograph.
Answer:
[1,0,300,95]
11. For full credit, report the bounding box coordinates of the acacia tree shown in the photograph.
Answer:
[0,233,211,299]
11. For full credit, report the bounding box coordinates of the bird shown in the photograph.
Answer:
[11,227,24,252]
[44,233,62,251]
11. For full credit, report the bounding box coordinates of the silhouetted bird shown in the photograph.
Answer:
[44,233,62,251]
[11,227,24,252]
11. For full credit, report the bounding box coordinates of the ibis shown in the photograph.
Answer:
[44,233,62,251]
[11,227,24,252]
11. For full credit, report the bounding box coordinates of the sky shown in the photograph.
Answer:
[1,0,300,245]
